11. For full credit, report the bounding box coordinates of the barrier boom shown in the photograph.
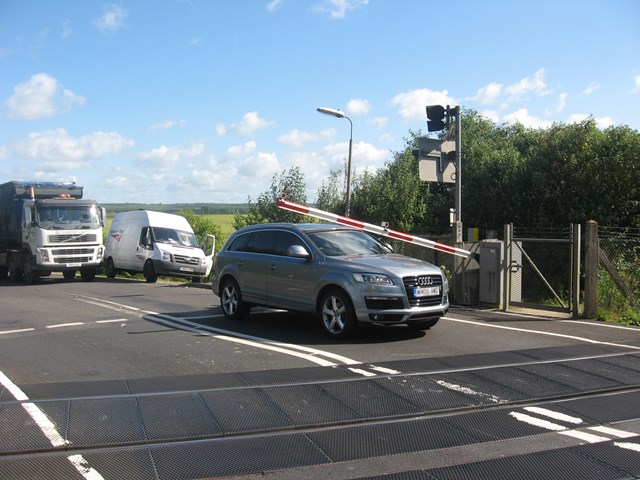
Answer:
[276,197,477,260]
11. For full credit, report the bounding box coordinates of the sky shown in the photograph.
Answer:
[1,0,639,205]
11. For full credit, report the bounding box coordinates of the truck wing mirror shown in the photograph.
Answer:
[23,207,32,228]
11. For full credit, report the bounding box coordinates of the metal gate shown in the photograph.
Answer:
[503,224,581,316]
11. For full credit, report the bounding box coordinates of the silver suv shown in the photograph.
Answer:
[211,223,449,338]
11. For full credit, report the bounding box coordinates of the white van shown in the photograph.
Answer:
[105,210,214,283]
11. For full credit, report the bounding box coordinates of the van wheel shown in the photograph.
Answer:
[143,261,158,283]
[63,271,75,280]
[105,258,117,278]
[220,278,250,320]
[319,289,359,338]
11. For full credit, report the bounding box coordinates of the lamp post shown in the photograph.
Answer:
[317,106,353,217]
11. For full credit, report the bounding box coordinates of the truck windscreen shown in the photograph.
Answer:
[37,205,101,230]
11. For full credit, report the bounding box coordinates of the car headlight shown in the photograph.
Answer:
[161,250,172,262]
[352,273,394,286]
[443,274,449,294]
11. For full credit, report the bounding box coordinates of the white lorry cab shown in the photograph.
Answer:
[105,210,214,283]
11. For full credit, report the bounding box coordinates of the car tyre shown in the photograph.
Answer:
[143,261,158,283]
[319,288,359,338]
[105,257,117,278]
[63,270,75,280]
[220,278,250,320]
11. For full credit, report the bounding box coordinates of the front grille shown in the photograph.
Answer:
[174,254,199,265]
[48,234,98,243]
[54,257,91,264]
[52,248,94,255]
[365,297,404,310]
[403,274,443,307]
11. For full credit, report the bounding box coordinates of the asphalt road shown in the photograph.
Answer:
[2,275,640,479]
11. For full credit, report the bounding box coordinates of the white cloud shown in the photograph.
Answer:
[220,111,274,136]
[237,151,280,177]
[347,98,371,115]
[61,18,72,38]
[567,114,614,129]
[227,141,257,158]
[137,143,206,171]
[391,88,453,121]
[148,119,186,132]
[472,82,503,104]
[547,92,567,114]
[312,0,370,19]
[94,4,128,34]
[13,129,133,169]
[6,73,85,120]
[370,117,388,129]
[190,37,202,46]
[632,74,640,94]
[503,108,552,129]
[266,0,284,12]
[506,68,550,99]
[278,129,318,148]
[582,82,600,96]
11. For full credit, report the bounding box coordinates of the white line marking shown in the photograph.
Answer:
[523,406,583,424]
[436,380,504,403]
[509,412,567,431]
[615,442,640,452]
[559,430,610,443]
[348,368,377,377]
[0,369,103,479]
[71,294,363,367]
[561,320,640,332]
[369,366,401,374]
[442,316,640,351]
[47,322,84,329]
[96,319,129,324]
[0,328,35,335]
[589,426,637,438]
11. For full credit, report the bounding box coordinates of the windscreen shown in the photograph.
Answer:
[152,227,200,248]
[37,205,101,230]
[306,230,392,256]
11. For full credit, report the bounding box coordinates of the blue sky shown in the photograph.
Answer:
[1,0,639,204]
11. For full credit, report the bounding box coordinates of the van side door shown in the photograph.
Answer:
[134,226,153,271]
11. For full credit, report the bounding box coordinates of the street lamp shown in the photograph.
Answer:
[317,106,353,217]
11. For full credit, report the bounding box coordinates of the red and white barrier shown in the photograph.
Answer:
[276,197,478,260]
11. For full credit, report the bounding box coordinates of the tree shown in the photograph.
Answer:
[177,209,224,253]
[234,166,310,228]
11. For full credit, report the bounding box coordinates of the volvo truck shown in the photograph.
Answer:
[0,181,106,283]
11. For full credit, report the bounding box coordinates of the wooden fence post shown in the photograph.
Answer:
[583,220,598,318]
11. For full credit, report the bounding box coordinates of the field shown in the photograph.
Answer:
[203,214,236,236]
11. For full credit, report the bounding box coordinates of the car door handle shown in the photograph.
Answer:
[270,264,277,271]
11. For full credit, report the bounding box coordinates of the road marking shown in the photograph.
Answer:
[436,379,504,403]
[0,328,35,335]
[443,316,640,351]
[47,322,85,329]
[0,369,104,479]
[96,318,128,324]
[510,406,640,450]
[68,293,405,374]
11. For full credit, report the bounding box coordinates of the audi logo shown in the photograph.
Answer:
[417,276,434,286]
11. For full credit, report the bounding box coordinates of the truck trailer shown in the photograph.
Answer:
[0,181,106,283]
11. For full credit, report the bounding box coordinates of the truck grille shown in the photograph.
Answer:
[52,248,94,255]
[174,254,200,265]
[49,234,98,243]
[54,257,92,264]
[403,274,443,307]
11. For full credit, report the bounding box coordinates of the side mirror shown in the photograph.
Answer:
[287,244,311,259]
[100,207,107,227]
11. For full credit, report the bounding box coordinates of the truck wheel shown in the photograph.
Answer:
[80,267,96,282]
[319,288,359,338]
[0,266,7,280]
[8,254,22,282]
[21,252,38,284]
[105,258,117,278]
[143,261,158,283]
[63,271,75,280]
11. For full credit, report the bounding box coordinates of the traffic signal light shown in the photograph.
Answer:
[426,105,447,132]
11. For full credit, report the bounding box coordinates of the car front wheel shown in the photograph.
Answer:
[319,289,358,338]
[220,278,250,320]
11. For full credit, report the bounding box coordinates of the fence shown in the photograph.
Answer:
[597,226,640,320]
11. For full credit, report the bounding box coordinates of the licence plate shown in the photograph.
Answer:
[179,266,195,272]
[66,263,82,268]
[414,286,440,297]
